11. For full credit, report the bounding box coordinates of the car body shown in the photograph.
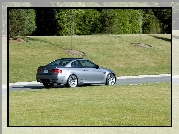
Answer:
[36,58,116,88]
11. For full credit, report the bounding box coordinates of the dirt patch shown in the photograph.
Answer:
[64,49,86,56]
[132,43,152,48]
[9,38,26,43]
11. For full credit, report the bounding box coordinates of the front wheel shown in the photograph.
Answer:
[43,83,54,88]
[67,74,78,88]
[105,73,116,85]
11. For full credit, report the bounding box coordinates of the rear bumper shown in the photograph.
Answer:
[36,74,67,84]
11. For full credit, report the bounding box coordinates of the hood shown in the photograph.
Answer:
[99,66,115,73]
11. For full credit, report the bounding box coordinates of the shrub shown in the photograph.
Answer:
[9,9,36,38]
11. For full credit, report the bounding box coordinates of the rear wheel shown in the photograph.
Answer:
[105,73,116,85]
[67,74,78,87]
[43,83,54,88]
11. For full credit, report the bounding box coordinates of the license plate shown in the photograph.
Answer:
[43,70,48,73]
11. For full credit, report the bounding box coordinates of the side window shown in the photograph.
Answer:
[80,60,95,68]
[61,60,70,66]
[47,59,71,66]
[47,60,60,66]
[71,60,82,68]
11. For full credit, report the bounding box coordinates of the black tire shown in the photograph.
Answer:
[67,74,78,88]
[43,83,54,88]
[105,73,116,85]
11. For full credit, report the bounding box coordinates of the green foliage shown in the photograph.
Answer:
[100,9,118,34]
[55,9,100,35]
[118,9,141,34]
[75,9,101,35]
[7,8,172,36]
[143,16,161,34]
[9,9,36,37]
[154,9,171,20]
[2,2,174,36]
[55,9,143,35]
[152,9,171,33]
[100,9,141,34]
[53,8,170,35]
[143,9,161,34]
[2,2,31,35]
[55,9,72,36]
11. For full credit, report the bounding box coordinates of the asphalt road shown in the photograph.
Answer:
[7,75,171,92]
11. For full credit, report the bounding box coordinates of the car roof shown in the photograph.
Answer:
[60,58,84,60]
[61,58,83,59]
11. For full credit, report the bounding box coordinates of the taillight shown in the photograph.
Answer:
[52,69,62,73]
[37,68,41,73]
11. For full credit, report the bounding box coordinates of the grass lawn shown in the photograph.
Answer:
[9,34,171,83]
[9,82,171,126]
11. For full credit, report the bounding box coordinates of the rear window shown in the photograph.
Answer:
[46,59,72,66]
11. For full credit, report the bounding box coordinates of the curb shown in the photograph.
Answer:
[117,74,171,79]
[9,81,39,86]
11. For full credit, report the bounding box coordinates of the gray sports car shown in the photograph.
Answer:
[36,58,116,88]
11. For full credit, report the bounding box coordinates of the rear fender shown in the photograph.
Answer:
[64,72,78,82]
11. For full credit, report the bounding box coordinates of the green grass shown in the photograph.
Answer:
[9,82,171,126]
[9,34,171,83]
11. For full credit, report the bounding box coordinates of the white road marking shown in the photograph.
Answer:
[117,74,171,79]
[117,76,144,79]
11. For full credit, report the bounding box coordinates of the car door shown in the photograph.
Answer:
[70,60,86,83]
[79,60,105,83]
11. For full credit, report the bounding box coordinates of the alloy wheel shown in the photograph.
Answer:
[68,75,78,87]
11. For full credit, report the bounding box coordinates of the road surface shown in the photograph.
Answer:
[2,74,171,95]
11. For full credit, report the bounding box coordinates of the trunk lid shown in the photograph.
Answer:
[37,65,64,74]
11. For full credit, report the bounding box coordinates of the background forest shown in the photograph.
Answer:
[2,2,176,37]
[8,8,171,37]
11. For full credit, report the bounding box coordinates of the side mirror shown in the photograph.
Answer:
[95,65,99,69]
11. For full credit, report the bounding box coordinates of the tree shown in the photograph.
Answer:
[116,9,141,34]
[2,2,31,35]
[55,9,72,36]
[143,11,161,34]
[75,9,101,35]
[138,9,149,43]
[9,9,36,38]
[100,9,119,34]
[152,8,171,33]
[100,9,141,34]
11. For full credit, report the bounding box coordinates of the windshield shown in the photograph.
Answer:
[46,59,72,66]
